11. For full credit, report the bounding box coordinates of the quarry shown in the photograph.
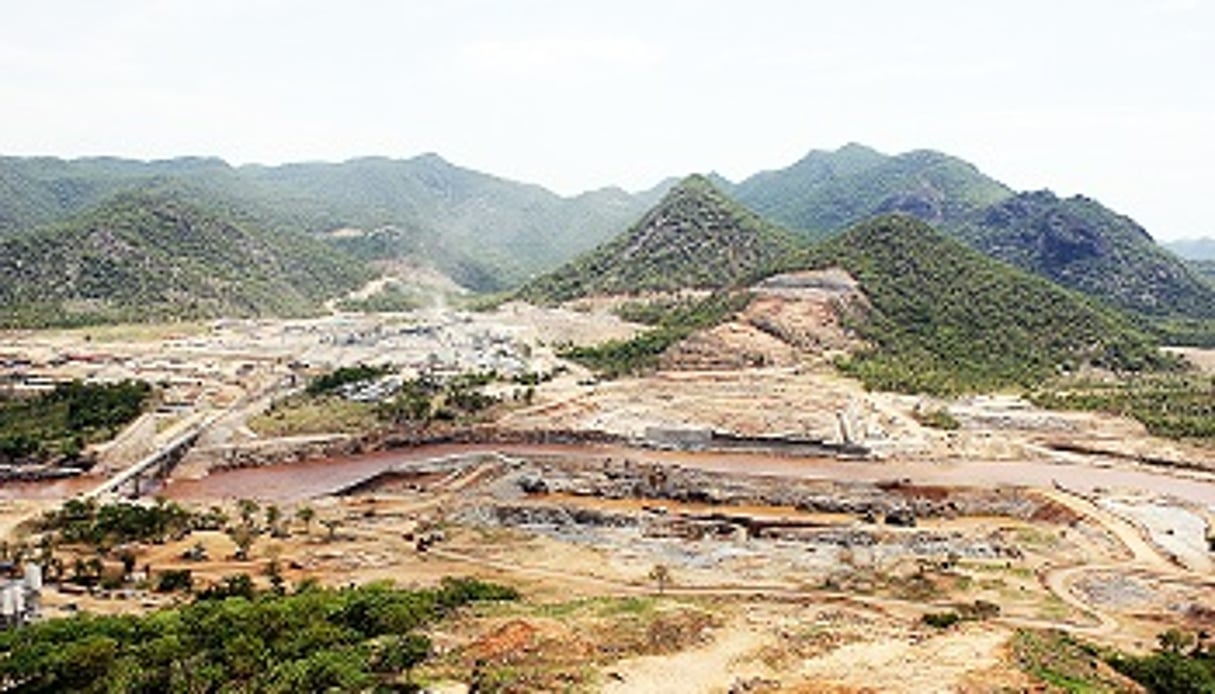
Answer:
[2,287,1212,692]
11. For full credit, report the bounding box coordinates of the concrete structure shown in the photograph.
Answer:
[0,563,42,629]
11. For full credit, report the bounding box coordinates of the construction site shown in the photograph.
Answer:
[1,283,1213,692]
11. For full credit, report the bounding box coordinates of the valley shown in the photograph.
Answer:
[2,293,1212,692]
[2,147,1214,693]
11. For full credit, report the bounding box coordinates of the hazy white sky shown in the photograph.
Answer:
[1,0,1211,239]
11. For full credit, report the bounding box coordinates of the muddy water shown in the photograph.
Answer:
[0,477,94,500]
[158,443,1215,508]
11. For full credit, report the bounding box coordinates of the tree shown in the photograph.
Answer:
[376,633,431,684]
[321,518,342,543]
[1159,628,1197,655]
[230,524,255,561]
[155,569,193,593]
[236,499,260,530]
[648,564,672,595]
[296,505,315,535]
[118,549,137,579]
[265,504,284,537]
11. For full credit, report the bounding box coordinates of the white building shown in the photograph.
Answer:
[0,563,42,629]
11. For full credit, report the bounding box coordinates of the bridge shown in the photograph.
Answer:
[79,374,298,501]
[80,413,220,501]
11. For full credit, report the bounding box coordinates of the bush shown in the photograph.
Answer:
[306,364,391,396]
[0,380,151,463]
[912,407,960,430]
[155,569,193,593]
[921,611,961,629]
[561,292,751,378]
[0,577,517,691]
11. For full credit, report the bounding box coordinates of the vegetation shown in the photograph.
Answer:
[560,292,752,378]
[1032,373,1215,441]
[790,215,1170,395]
[335,281,425,313]
[377,371,500,427]
[1107,629,1215,693]
[611,296,701,325]
[1192,259,1215,281]
[732,143,1013,236]
[3,149,1212,333]
[519,175,799,303]
[255,368,505,437]
[0,153,664,297]
[920,611,962,629]
[920,600,1000,629]
[727,145,1215,328]
[0,380,151,464]
[0,190,369,327]
[305,364,392,396]
[39,498,195,548]
[1012,629,1137,692]
[912,406,961,430]
[249,396,380,437]
[1148,316,1215,348]
[0,577,517,692]
[955,190,1215,321]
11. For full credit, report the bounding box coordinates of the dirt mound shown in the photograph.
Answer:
[747,269,868,353]
[468,619,541,661]
[661,269,867,371]
[661,322,798,370]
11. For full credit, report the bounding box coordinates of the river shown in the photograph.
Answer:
[152,443,1215,507]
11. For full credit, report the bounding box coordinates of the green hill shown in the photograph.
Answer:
[0,190,369,327]
[729,145,1214,323]
[791,215,1168,394]
[955,191,1215,318]
[0,154,668,293]
[2,149,1210,326]
[0,156,237,235]
[519,175,800,302]
[731,143,1013,235]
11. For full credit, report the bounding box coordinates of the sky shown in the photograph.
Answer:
[1,0,1212,240]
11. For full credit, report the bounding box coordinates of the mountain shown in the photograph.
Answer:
[731,143,1014,235]
[518,175,801,302]
[238,155,671,289]
[788,215,1166,394]
[0,154,670,293]
[2,147,1211,326]
[1192,260,1215,283]
[729,144,1214,320]
[0,155,237,235]
[0,190,369,327]
[1165,237,1215,261]
[954,191,1215,318]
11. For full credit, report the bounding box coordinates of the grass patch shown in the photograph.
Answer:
[560,291,751,378]
[249,395,380,436]
[912,406,961,430]
[1031,372,1215,442]
[1013,629,1137,693]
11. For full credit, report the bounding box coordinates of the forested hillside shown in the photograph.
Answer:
[519,175,799,302]
[0,190,369,327]
[731,143,1013,234]
[955,191,1215,318]
[0,154,668,293]
[790,215,1168,394]
[2,148,1212,328]
[729,145,1214,323]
